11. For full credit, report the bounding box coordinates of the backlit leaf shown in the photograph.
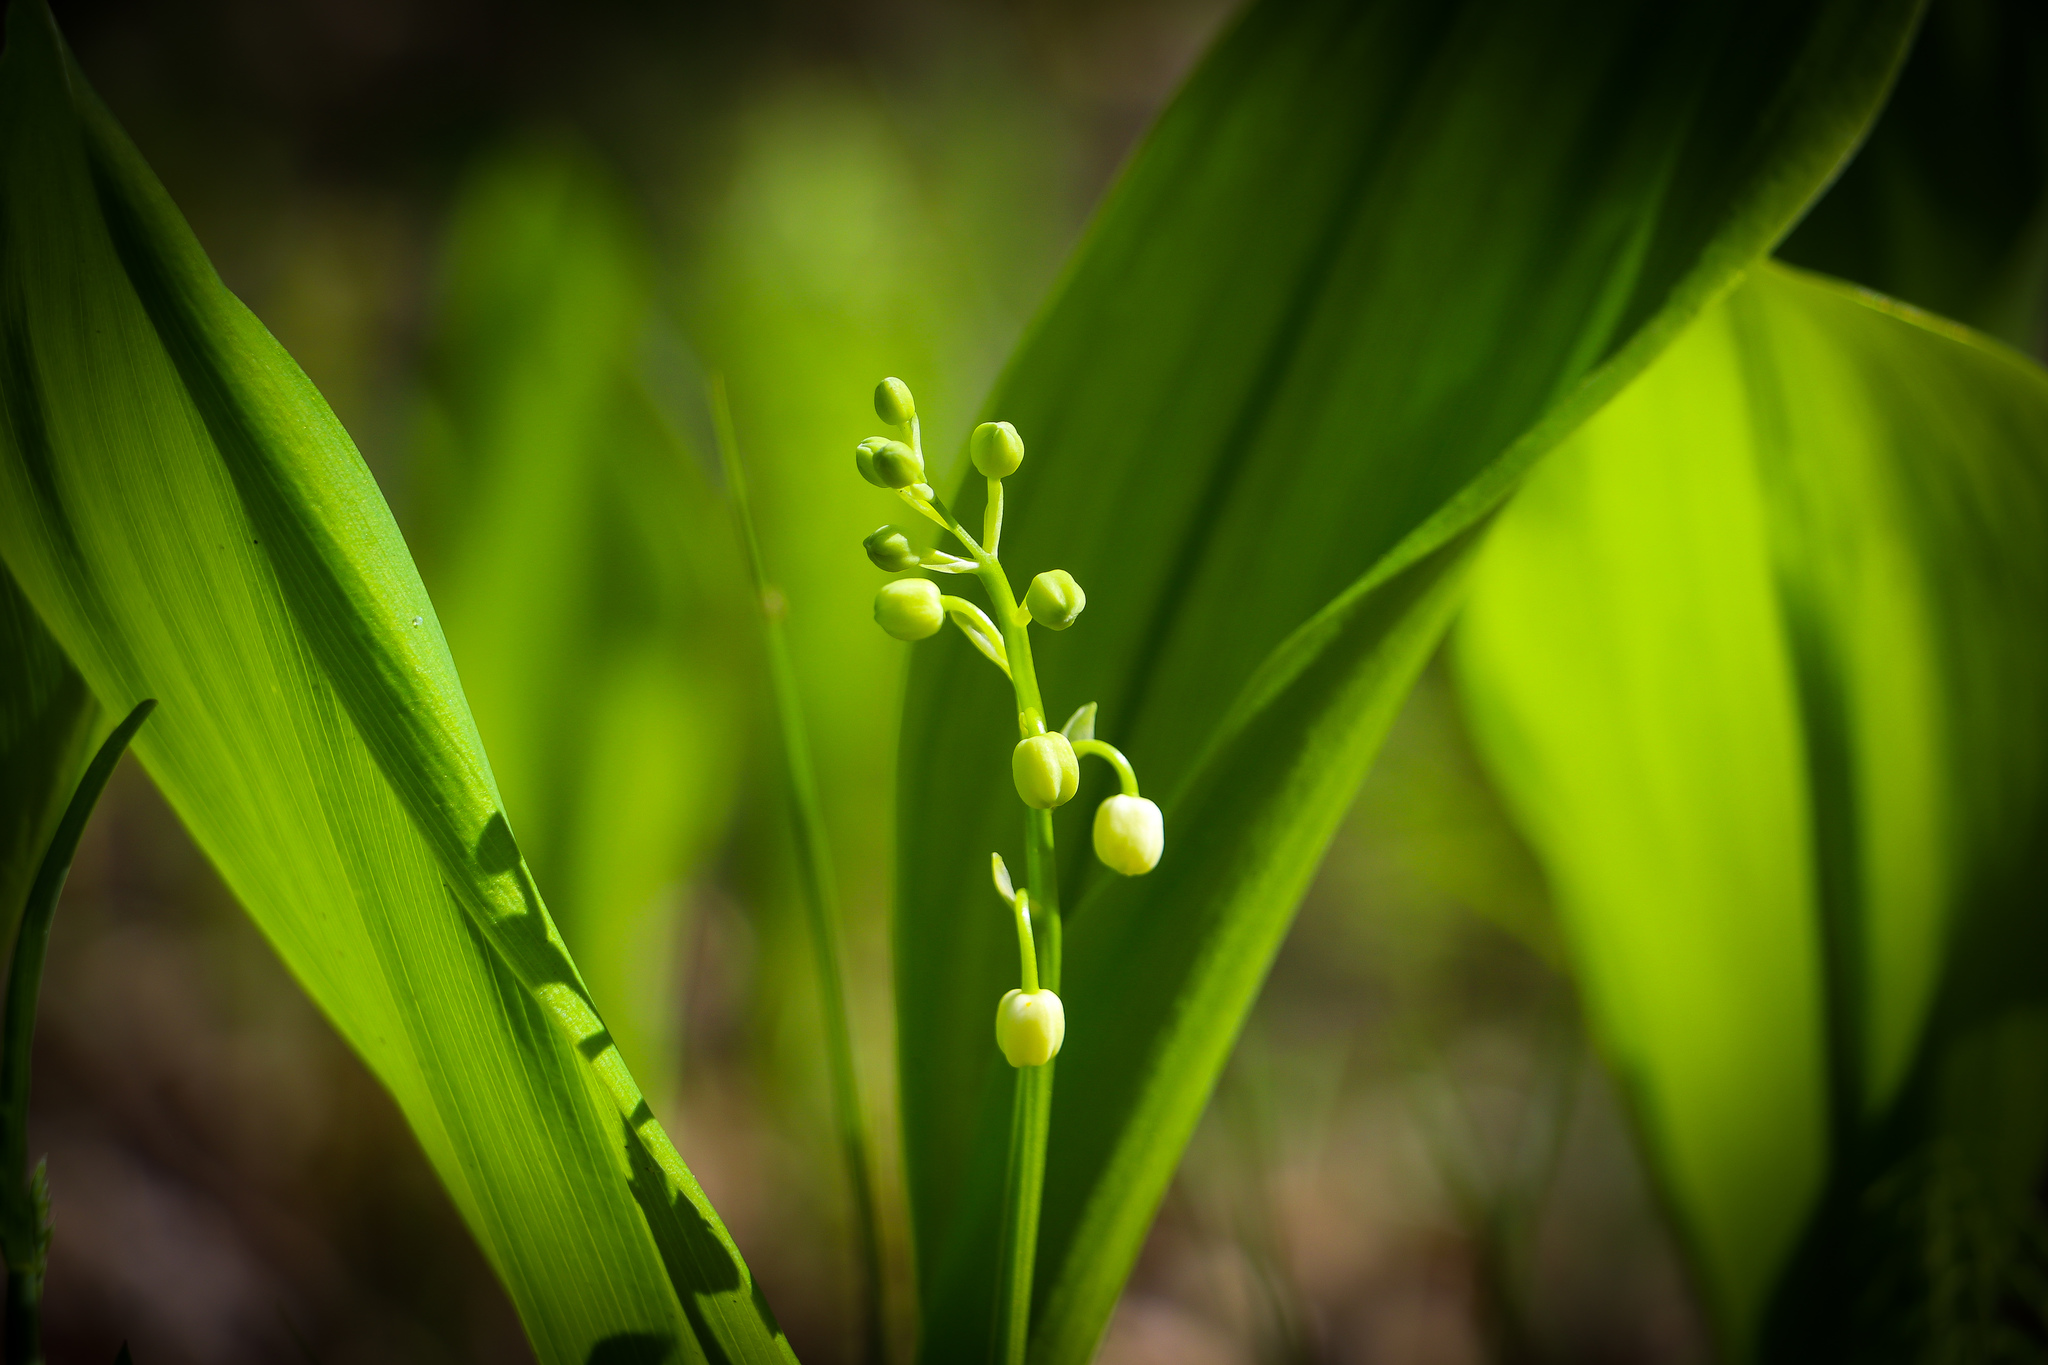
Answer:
[0,7,789,1361]
[1456,262,2048,1356]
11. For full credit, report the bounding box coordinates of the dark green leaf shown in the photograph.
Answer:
[893,0,1922,1358]
[0,563,94,933]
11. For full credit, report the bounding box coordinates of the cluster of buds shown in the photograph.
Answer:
[854,377,1165,1069]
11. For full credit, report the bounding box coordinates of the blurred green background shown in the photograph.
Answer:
[20,0,2045,1362]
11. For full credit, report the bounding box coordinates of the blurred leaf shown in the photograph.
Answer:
[894,0,1922,1358]
[414,142,747,1104]
[686,77,1070,902]
[1779,0,2048,349]
[1456,262,2048,1356]
[0,7,789,1363]
[678,86,1078,1356]
[0,563,96,929]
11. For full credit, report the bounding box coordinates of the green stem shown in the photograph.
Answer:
[984,477,1004,558]
[1010,893,1039,995]
[994,801,1059,1365]
[1,697,154,1365]
[994,1037,1051,1365]
[915,481,1061,1364]
[712,381,888,1365]
[970,527,1060,1365]
[1070,740,1139,797]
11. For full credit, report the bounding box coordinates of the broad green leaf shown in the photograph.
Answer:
[0,8,790,1362]
[1456,262,2048,1357]
[414,142,747,1106]
[0,562,96,928]
[893,0,1922,1358]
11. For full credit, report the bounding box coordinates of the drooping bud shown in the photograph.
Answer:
[874,376,916,426]
[995,988,1065,1067]
[855,437,924,489]
[863,526,920,572]
[1093,794,1163,875]
[971,421,1025,478]
[1025,570,1086,630]
[874,579,943,640]
[1012,731,1079,809]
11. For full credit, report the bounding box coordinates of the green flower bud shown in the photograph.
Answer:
[995,987,1065,1067]
[1011,731,1079,809]
[854,437,887,486]
[874,442,923,489]
[1024,569,1086,630]
[854,437,924,489]
[874,376,916,426]
[971,420,1025,478]
[874,579,943,640]
[1093,794,1163,875]
[863,526,920,572]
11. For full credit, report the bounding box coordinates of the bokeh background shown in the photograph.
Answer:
[18,0,2047,1361]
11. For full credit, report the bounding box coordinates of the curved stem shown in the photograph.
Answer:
[1071,739,1140,797]
[1011,892,1039,995]
[3,698,155,1365]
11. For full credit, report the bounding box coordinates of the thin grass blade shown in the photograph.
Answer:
[711,377,889,1364]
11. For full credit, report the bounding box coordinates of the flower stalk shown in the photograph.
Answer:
[854,378,1164,1363]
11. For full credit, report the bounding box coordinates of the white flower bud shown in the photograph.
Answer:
[995,988,1065,1067]
[1093,794,1163,875]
